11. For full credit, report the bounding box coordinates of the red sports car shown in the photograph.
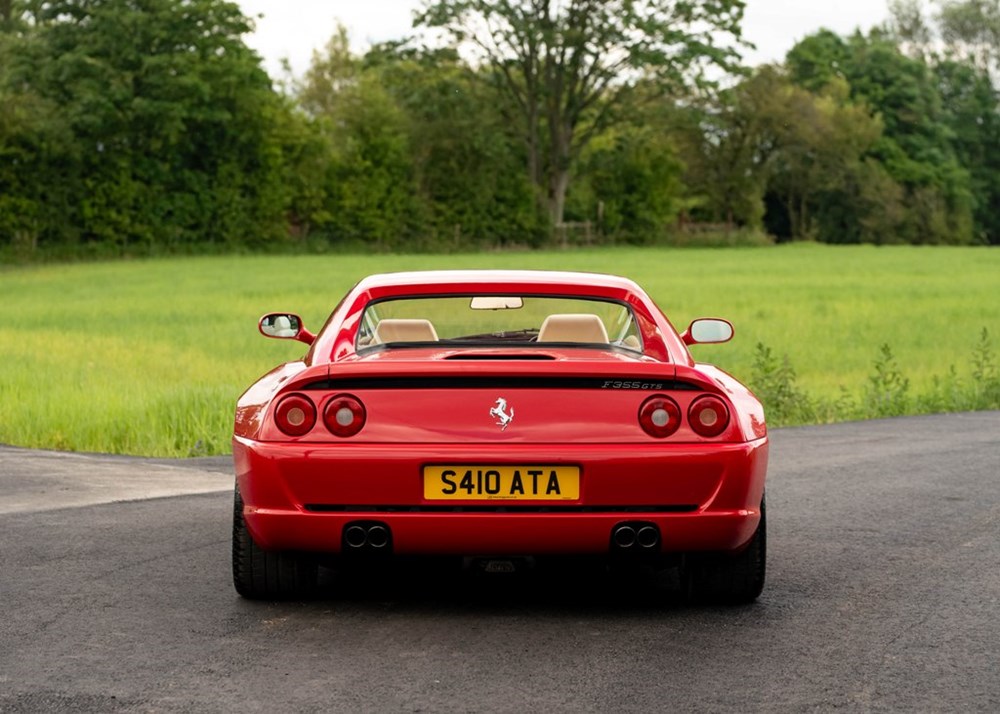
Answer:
[232,271,768,602]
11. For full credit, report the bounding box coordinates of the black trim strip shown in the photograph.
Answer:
[444,354,556,361]
[302,377,699,391]
[304,504,698,514]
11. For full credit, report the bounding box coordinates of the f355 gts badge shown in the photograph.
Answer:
[489,397,515,431]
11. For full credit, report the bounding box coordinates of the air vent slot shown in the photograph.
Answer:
[444,354,556,361]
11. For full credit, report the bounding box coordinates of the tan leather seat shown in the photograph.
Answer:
[537,314,609,343]
[373,318,439,343]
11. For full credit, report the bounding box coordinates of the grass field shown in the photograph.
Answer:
[2,244,998,456]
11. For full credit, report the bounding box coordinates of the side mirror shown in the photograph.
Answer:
[259,313,315,345]
[682,318,734,346]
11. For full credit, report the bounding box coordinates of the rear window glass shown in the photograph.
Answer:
[357,296,642,352]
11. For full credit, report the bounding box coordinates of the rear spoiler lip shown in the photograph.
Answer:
[271,361,738,397]
[285,366,726,396]
[275,361,728,398]
[297,375,703,392]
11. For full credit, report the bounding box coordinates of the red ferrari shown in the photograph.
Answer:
[232,271,768,602]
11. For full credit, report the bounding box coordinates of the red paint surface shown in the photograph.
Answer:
[234,270,769,557]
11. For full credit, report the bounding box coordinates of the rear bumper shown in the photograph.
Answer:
[233,437,768,556]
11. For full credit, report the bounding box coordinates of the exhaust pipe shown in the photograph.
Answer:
[344,525,368,549]
[636,526,660,549]
[612,525,637,549]
[343,521,393,553]
[611,522,661,552]
[366,525,390,549]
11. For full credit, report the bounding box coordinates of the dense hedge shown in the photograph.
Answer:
[3,1,999,258]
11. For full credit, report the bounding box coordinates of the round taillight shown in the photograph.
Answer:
[638,396,681,438]
[324,394,366,437]
[688,395,730,438]
[274,394,316,436]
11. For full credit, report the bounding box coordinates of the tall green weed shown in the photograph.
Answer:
[750,343,815,424]
[752,331,998,426]
[970,328,1000,409]
[864,344,910,418]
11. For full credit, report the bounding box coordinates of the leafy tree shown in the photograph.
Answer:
[568,120,685,243]
[786,30,976,244]
[665,90,768,230]
[415,0,749,228]
[296,31,422,248]
[297,25,359,118]
[298,32,543,248]
[365,44,543,246]
[752,70,886,242]
[1,0,303,253]
[0,84,76,252]
[887,0,1000,243]
[669,66,888,243]
[934,58,1000,243]
[784,29,853,93]
[936,0,1000,72]
[887,0,934,52]
[0,2,78,251]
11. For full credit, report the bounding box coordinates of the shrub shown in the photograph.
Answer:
[864,344,911,418]
[970,328,1000,409]
[750,343,815,425]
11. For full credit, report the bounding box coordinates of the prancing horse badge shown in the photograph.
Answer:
[489,397,514,431]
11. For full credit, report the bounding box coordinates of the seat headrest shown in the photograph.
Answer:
[374,318,439,344]
[537,314,609,343]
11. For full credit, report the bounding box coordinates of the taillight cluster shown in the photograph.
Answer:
[638,394,730,438]
[638,397,681,438]
[324,395,366,437]
[274,395,316,436]
[688,395,729,437]
[274,393,366,438]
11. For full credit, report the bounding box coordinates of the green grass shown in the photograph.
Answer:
[2,244,998,456]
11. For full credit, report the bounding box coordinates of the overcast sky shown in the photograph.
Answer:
[237,0,892,79]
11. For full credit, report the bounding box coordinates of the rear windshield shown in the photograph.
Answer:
[357,296,642,352]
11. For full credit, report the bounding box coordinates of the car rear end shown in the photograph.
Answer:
[234,356,767,564]
[233,274,768,602]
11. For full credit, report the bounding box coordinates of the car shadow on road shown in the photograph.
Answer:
[282,557,754,615]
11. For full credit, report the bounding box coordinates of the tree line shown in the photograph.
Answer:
[2,0,1000,257]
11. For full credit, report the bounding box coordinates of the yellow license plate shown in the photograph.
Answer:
[423,465,580,501]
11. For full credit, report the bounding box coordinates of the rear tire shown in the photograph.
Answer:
[686,496,766,605]
[232,485,319,599]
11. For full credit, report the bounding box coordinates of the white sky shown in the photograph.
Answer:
[237,0,892,79]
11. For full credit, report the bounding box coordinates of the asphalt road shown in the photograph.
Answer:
[1,412,998,713]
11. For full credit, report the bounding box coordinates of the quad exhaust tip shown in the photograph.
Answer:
[343,522,392,552]
[366,525,390,549]
[612,522,660,551]
[613,525,637,548]
[344,525,368,548]
[636,526,660,549]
